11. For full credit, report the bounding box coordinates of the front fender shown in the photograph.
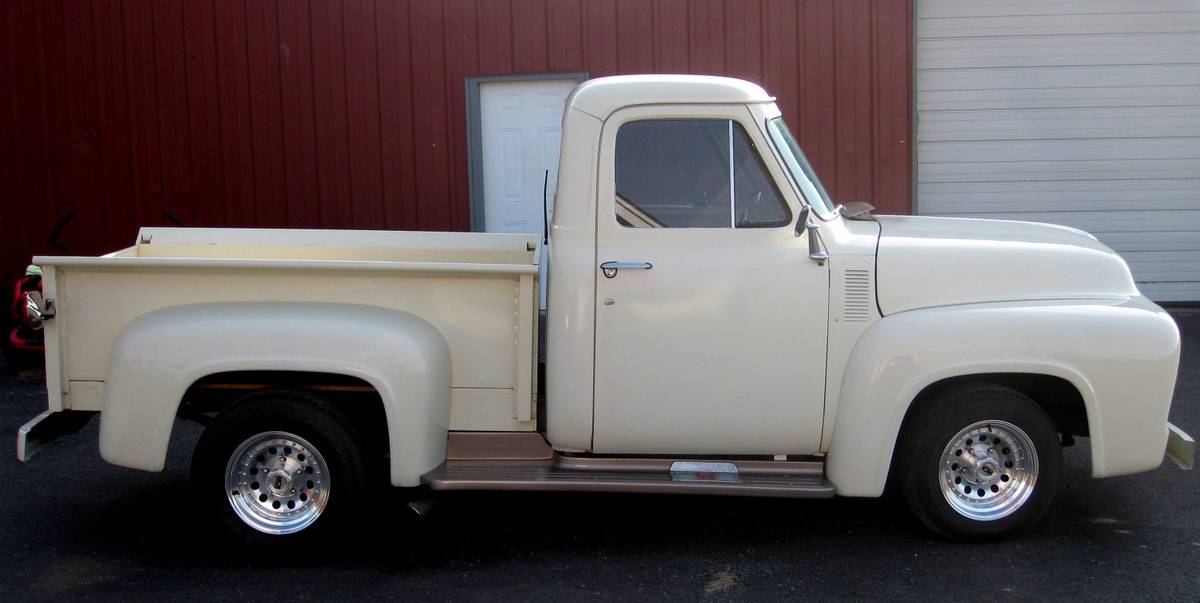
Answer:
[826,297,1180,497]
[101,303,451,487]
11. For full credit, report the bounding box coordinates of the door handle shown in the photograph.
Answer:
[600,261,653,278]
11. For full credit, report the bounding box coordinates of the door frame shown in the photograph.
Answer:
[465,72,589,232]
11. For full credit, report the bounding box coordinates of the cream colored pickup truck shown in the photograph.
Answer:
[17,75,1193,542]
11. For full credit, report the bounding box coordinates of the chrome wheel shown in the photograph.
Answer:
[939,420,1038,522]
[224,431,331,535]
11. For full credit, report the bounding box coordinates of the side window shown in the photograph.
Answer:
[614,119,791,228]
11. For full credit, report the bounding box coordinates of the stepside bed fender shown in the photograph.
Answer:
[825,299,1180,497]
[100,302,451,486]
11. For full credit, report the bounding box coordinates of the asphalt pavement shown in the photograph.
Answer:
[2,311,1198,601]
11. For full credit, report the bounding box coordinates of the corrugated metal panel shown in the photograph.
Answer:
[1,0,911,282]
[916,0,1200,301]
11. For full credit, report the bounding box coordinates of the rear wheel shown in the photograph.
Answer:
[192,391,367,543]
[896,384,1062,540]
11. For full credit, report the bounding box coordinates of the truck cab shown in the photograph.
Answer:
[546,75,858,457]
[18,75,1192,543]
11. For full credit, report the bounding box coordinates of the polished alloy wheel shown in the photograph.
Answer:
[225,431,331,535]
[938,420,1038,521]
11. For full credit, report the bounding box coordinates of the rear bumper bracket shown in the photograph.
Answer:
[17,410,97,462]
[1166,422,1194,471]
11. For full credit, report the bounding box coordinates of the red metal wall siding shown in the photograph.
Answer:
[0,0,911,279]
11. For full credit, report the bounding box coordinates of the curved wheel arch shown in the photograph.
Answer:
[99,302,451,486]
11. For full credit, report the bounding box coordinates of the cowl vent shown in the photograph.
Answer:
[843,269,872,322]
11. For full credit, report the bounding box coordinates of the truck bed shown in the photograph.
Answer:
[35,227,540,431]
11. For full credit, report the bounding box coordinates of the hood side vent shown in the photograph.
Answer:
[843,269,872,322]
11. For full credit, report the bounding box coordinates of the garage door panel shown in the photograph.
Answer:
[919,65,1200,92]
[919,139,1200,163]
[1096,232,1200,253]
[918,0,1200,300]
[920,195,1199,216]
[919,34,1200,70]
[919,159,1199,183]
[920,178,1199,195]
[920,85,1200,112]
[921,11,1200,38]
[920,107,1200,142]
[1139,282,1200,302]
[917,210,1200,233]
[920,1,1199,20]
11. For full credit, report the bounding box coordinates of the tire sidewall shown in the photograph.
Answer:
[192,395,366,545]
[900,387,1063,540]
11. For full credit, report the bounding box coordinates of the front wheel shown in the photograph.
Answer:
[895,384,1062,540]
[192,392,367,543]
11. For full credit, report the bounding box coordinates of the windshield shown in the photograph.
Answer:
[765,117,836,217]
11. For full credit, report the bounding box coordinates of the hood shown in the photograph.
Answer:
[875,215,1138,315]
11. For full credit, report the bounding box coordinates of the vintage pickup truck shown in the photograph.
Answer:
[17,75,1193,541]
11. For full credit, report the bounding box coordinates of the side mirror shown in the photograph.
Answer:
[795,206,810,237]
[796,206,828,265]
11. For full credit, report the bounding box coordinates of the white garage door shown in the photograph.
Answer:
[916,0,1200,301]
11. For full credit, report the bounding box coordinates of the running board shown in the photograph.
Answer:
[422,455,835,499]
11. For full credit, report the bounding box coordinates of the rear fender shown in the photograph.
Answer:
[101,303,451,486]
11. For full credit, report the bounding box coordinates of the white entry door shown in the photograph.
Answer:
[480,79,577,234]
[480,78,577,307]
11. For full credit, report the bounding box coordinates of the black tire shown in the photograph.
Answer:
[191,390,367,545]
[895,383,1062,541]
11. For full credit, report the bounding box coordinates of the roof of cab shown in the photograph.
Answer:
[567,74,774,120]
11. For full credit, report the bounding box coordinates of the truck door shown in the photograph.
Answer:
[592,105,829,455]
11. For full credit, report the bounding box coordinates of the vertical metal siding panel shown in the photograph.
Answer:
[873,0,912,215]
[276,0,319,228]
[477,0,514,75]
[443,0,480,230]
[512,0,549,73]
[799,0,838,189]
[37,1,69,254]
[308,0,352,228]
[833,0,875,204]
[343,0,385,228]
[547,0,585,71]
[616,0,654,73]
[152,0,195,227]
[723,0,763,83]
[245,0,288,227]
[182,0,227,228]
[377,0,418,229]
[0,4,16,267]
[653,0,690,73]
[763,0,799,122]
[61,0,101,256]
[585,0,619,76]
[410,0,452,230]
[688,0,724,74]
[5,1,49,265]
[213,0,256,227]
[123,1,166,229]
[92,0,138,243]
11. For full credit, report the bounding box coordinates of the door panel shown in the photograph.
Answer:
[592,106,830,455]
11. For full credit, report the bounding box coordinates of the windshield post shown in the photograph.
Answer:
[765,118,836,218]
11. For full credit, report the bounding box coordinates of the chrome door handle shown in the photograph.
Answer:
[600,261,653,278]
